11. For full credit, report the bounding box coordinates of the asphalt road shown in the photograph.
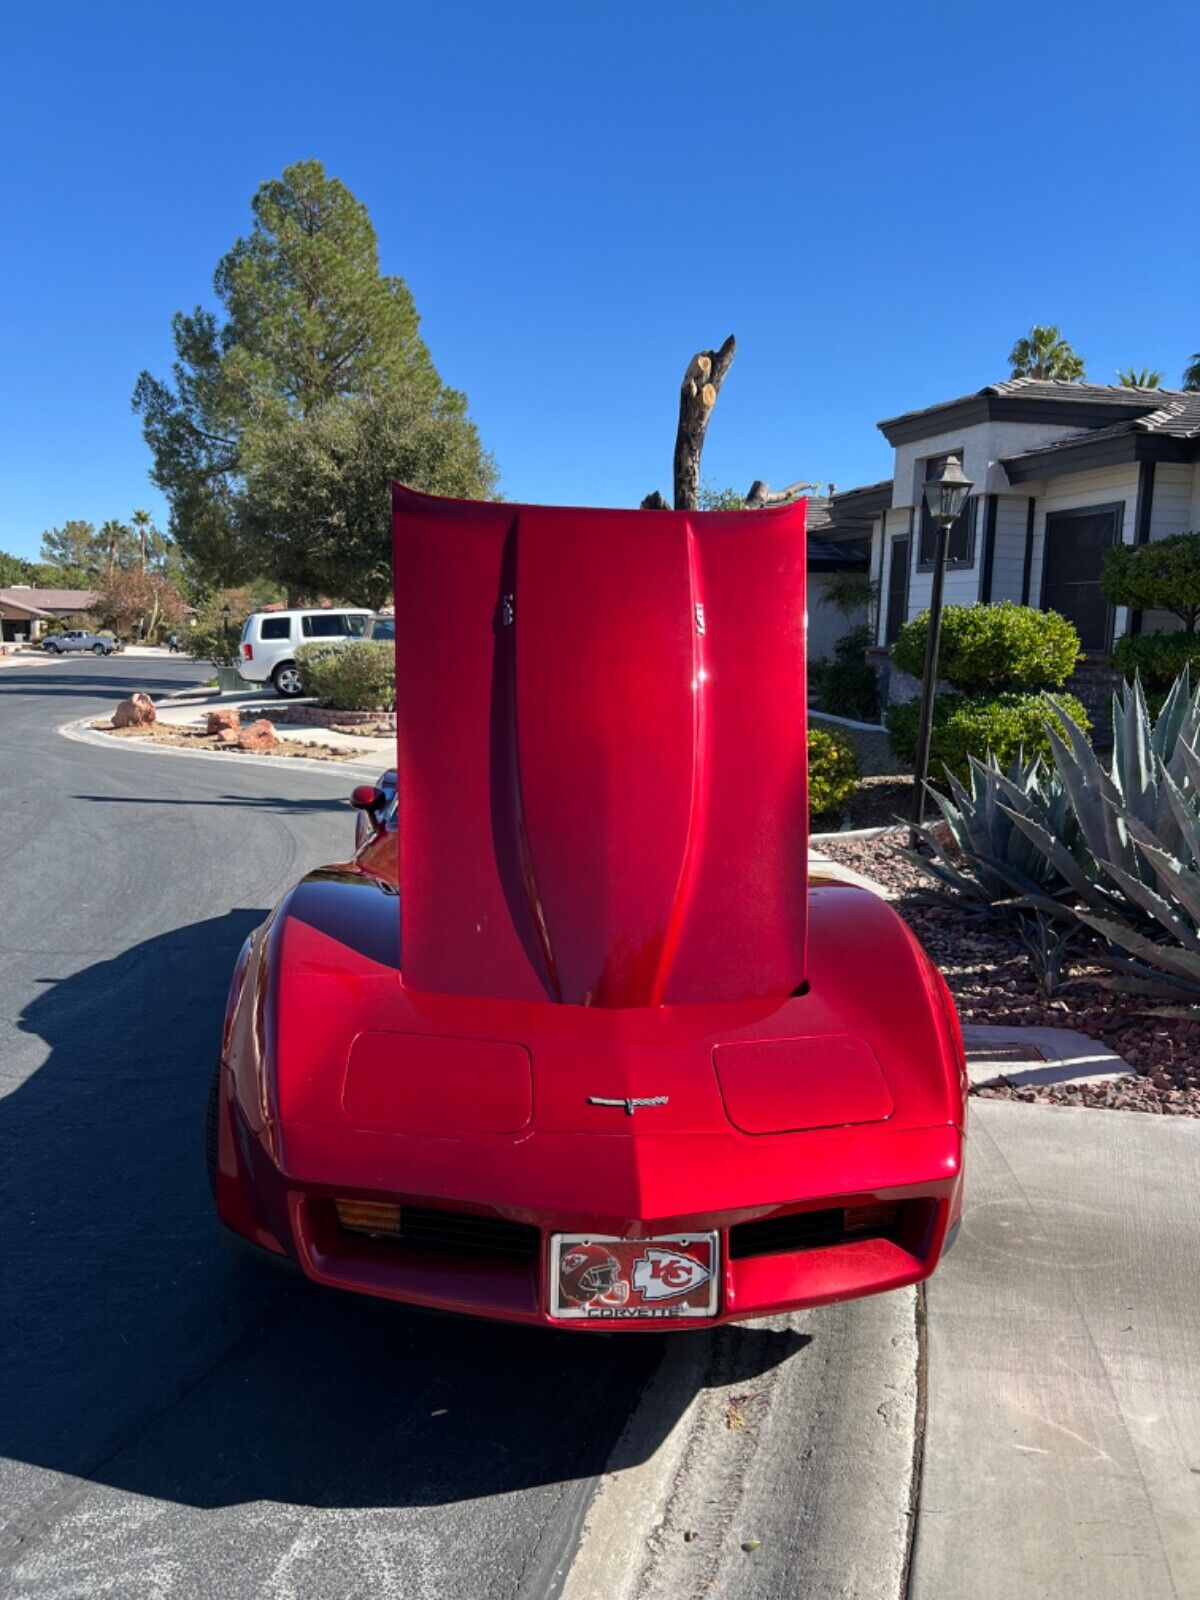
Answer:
[0,658,672,1600]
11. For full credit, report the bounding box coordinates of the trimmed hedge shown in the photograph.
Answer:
[808,726,860,819]
[295,639,395,711]
[884,691,1090,786]
[1111,630,1200,690]
[891,601,1080,691]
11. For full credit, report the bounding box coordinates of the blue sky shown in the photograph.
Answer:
[2,0,1198,558]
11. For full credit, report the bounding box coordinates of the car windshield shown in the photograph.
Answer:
[346,614,368,637]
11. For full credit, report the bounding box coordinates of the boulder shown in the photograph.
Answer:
[112,693,156,729]
[206,708,241,735]
[215,727,240,746]
[236,719,280,752]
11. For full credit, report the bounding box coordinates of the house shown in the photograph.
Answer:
[0,586,101,644]
[833,379,1200,699]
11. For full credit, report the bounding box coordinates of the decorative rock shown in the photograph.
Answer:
[206,708,241,735]
[236,718,280,752]
[112,693,156,728]
[215,727,239,745]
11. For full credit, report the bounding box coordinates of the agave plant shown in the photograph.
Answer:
[899,748,1080,911]
[1006,670,1200,1003]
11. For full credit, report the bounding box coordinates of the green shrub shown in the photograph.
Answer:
[1111,630,1200,690]
[295,639,395,710]
[808,726,860,820]
[891,602,1080,691]
[884,691,1090,786]
[815,658,879,721]
[1101,533,1200,633]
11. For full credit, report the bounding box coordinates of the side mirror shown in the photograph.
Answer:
[350,784,386,812]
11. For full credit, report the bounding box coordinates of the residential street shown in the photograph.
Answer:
[0,658,668,1599]
[0,659,922,1600]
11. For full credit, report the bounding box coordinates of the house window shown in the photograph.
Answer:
[917,454,976,570]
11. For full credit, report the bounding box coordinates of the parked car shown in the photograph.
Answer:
[364,614,395,643]
[237,608,371,697]
[351,768,397,850]
[209,485,966,1331]
[42,629,120,656]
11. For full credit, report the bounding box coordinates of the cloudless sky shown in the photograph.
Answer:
[2,0,1198,557]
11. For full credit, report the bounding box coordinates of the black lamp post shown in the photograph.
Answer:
[910,453,973,845]
[221,603,231,661]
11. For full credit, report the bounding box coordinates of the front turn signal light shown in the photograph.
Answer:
[335,1198,403,1237]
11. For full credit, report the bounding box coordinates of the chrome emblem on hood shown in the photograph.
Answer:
[586,1095,669,1116]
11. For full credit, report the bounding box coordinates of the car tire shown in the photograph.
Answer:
[272,661,303,698]
[91,643,105,655]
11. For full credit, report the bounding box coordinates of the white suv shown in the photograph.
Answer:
[238,608,371,697]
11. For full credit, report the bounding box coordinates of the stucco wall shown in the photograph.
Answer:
[890,419,1088,508]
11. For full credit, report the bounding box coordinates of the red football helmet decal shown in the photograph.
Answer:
[559,1243,623,1304]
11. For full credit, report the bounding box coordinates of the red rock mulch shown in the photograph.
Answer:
[819,833,1200,1117]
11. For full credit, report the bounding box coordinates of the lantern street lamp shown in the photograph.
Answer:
[910,453,973,844]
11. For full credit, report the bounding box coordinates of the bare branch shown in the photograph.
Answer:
[744,479,817,510]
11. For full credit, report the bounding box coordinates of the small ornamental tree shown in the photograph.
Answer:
[1101,533,1200,634]
[94,569,187,642]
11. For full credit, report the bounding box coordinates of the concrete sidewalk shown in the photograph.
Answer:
[911,1098,1200,1599]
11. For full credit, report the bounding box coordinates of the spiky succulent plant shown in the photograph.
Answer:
[900,748,1080,911]
[1007,670,1200,1003]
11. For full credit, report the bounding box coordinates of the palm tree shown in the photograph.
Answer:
[1183,353,1200,392]
[98,519,132,581]
[1008,325,1086,381]
[1116,366,1162,389]
[130,508,154,572]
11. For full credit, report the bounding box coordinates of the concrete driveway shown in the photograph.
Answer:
[913,1099,1200,1600]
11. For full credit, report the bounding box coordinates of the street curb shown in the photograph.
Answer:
[560,1295,920,1600]
[556,1338,707,1600]
[57,715,385,781]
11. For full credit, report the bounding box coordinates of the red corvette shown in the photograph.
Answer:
[209,484,966,1329]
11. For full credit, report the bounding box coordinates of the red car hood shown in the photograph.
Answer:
[391,484,809,1008]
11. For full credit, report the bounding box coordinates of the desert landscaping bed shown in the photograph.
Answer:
[92,720,367,763]
[820,834,1200,1117]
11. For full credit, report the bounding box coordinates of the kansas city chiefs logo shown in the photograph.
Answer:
[632,1247,711,1300]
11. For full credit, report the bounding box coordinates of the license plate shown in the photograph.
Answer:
[549,1233,720,1320]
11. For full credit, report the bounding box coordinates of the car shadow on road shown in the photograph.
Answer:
[2,912,806,1514]
[74,793,354,814]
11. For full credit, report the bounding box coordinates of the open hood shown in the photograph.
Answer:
[392,484,808,1007]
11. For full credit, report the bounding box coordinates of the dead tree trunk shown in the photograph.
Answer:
[672,335,737,510]
[642,336,813,513]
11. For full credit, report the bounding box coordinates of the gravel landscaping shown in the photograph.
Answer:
[93,721,368,762]
[820,832,1200,1117]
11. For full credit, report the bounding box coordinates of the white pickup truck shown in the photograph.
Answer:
[41,629,121,655]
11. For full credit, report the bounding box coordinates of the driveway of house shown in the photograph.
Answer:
[913,1098,1200,1599]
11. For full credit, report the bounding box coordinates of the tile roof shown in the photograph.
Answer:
[880,376,1186,431]
[0,586,101,611]
[1000,392,1200,470]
